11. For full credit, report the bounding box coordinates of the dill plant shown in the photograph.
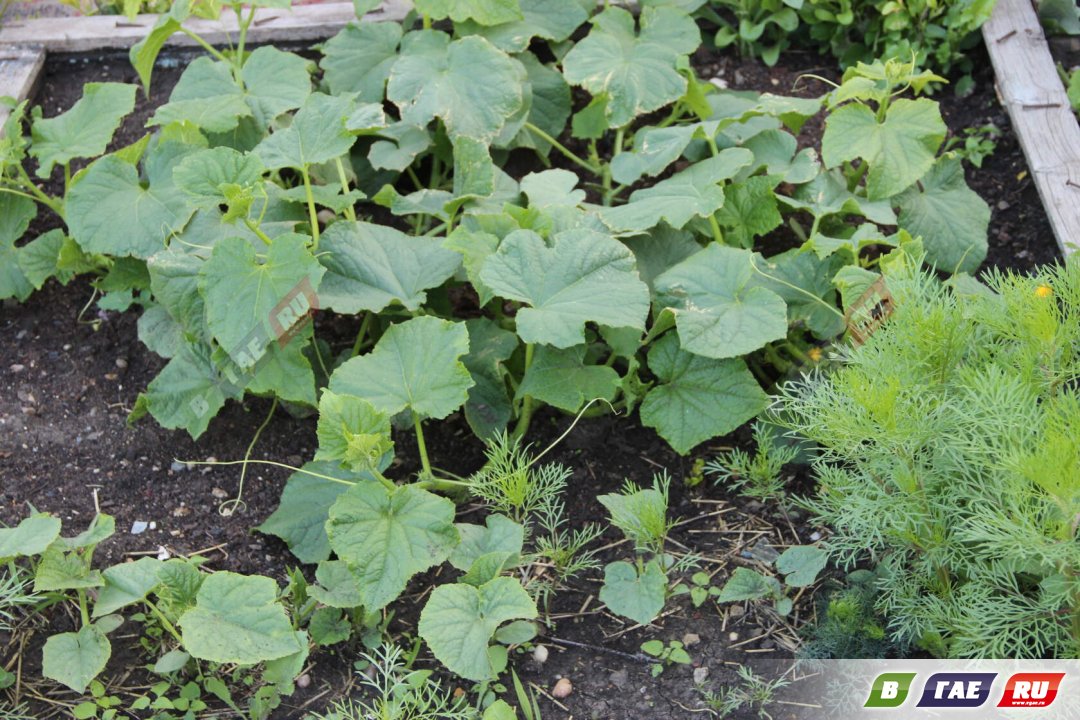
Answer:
[774,258,1080,657]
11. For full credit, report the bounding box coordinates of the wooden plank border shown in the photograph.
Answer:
[0,45,46,130]
[0,1,410,52]
[983,0,1080,257]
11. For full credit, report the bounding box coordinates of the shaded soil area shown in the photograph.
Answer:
[0,37,1061,720]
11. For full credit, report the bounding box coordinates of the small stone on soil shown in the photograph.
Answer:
[729,605,745,618]
[552,677,572,699]
[170,461,189,473]
[10,364,25,373]
[693,666,709,684]
[211,487,228,499]
[728,631,739,642]
[297,674,311,689]
[532,644,548,664]
[682,632,701,647]
[130,521,149,535]
[115,358,128,369]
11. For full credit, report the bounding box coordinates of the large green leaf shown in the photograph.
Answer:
[387,31,526,141]
[147,249,207,339]
[17,229,66,292]
[173,146,265,209]
[241,326,319,406]
[0,514,61,559]
[418,577,537,681]
[254,93,356,171]
[179,572,304,664]
[321,21,403,101]
[314,391,394,474]
[512,52,572,156]
[599,149,754,233]
[462,318,518,440]
[0,194,35,302]
[715,176,783,249]
[599,560,666,625]
[68,152,195,259]
[140,342,239,439]
[414,0,522,24]
[640,333,767,454]
[42,624,111,693]
[458,0,588,52]
[30,83,136,177]
[622,225,702,293]
[199,234,324,367]
[562,6,699,128]
[517,345,620,412]
[307,560,364,609]
[326,482,459,610]
[895,156,988,273]
[150,58,252,133]
[94,557,164,617]
[239,47,312,129]
[479,228,650,348]
[256,462,362,564]
[821,98,946,200]
[328,316,473,420]
[318,221,461,314]
[449,514,525,573]
[654,244,787,359]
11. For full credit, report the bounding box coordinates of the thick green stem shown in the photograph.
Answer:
[144,598,184,645]
[512,343,536,440]
[351,313,373,357]
[708,214,725,245]
[77,589,90,627]
[602,127,624,206]
[14,165,64,216]
[414,414,432,478]
[243,218,274,246]
[300,166,321,250]
[334,157,357,222]
[180,28,230,64]
[524,122,601,176]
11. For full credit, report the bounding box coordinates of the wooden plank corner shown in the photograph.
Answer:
[983,0,1080,257]
[0,45,46,135]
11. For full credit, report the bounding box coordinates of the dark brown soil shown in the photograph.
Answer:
[0,36,1061,720]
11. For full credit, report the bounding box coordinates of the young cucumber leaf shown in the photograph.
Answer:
[326,481,459,610]
[255,93,357,171]
[307,560,364,609]
[716,566,781,602]
[93,557,164,617]
[30,83,136,177]
[599,559,667,625]
[775,545,828,587]
[257,462,367,564]
[461,318,518,440]
[895,156,989,273]
[562,6,700,129]
[318,220,461,314]
[42,624,111,693]
[640,333,768,455]
[179,572,305,664]
[479,228,650,348]
[328,316,473,420]
[321,21,403,101]
[418,577,537,681]
[414,0,523,25]
[173,146,265,209]
[198,234,325,367]
[136,342,240,440]
[314,391,394,474]
[821,98,946,200]
[387,31,526,142]
[599,149,754,233]
[129,0,191,92]
[0,194,36,302]
[654,244,788,359]
[449,514,525,572]
[516,344,620,412]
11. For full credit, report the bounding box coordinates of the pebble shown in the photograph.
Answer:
[532,645,548,665]
[130,520,149,535]
[997,200,1010,211]
[115,358,128,369]
[693,666,709,684]
[682,632,701,647]
[729,605,745,618]
[10,364,25,373]
[212,487,228,499]
[810,531,822,541]
[709,77,729,89]
[728,631,739,642]
[296,674,311,689]
[552,678,573,699]
[170,461,189,473]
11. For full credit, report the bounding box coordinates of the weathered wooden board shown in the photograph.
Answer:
[983,0,1080,256]
[0,1,411,52]
[0,45,46,134]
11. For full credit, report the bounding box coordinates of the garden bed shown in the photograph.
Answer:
[0,29,1062,717]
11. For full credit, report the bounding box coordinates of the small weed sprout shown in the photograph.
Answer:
[310,644,470,720]
[706,423,798,501]
[0,564,37,632]
[699,665,791,719]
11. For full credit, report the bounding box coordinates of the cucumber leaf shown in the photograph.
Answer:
[640,333,767,454]
[418,577,537,681]
[327,481,459,610]
[328,316,473,420]
[414,0,522,25]
[654,244,787,359]
[30,83,136,177]
[599,559,666,625]
[42,624,111,693]
[479,228,650,348]
[321,21,403,101]
[255,93,357,171]
[517,344,620,412]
